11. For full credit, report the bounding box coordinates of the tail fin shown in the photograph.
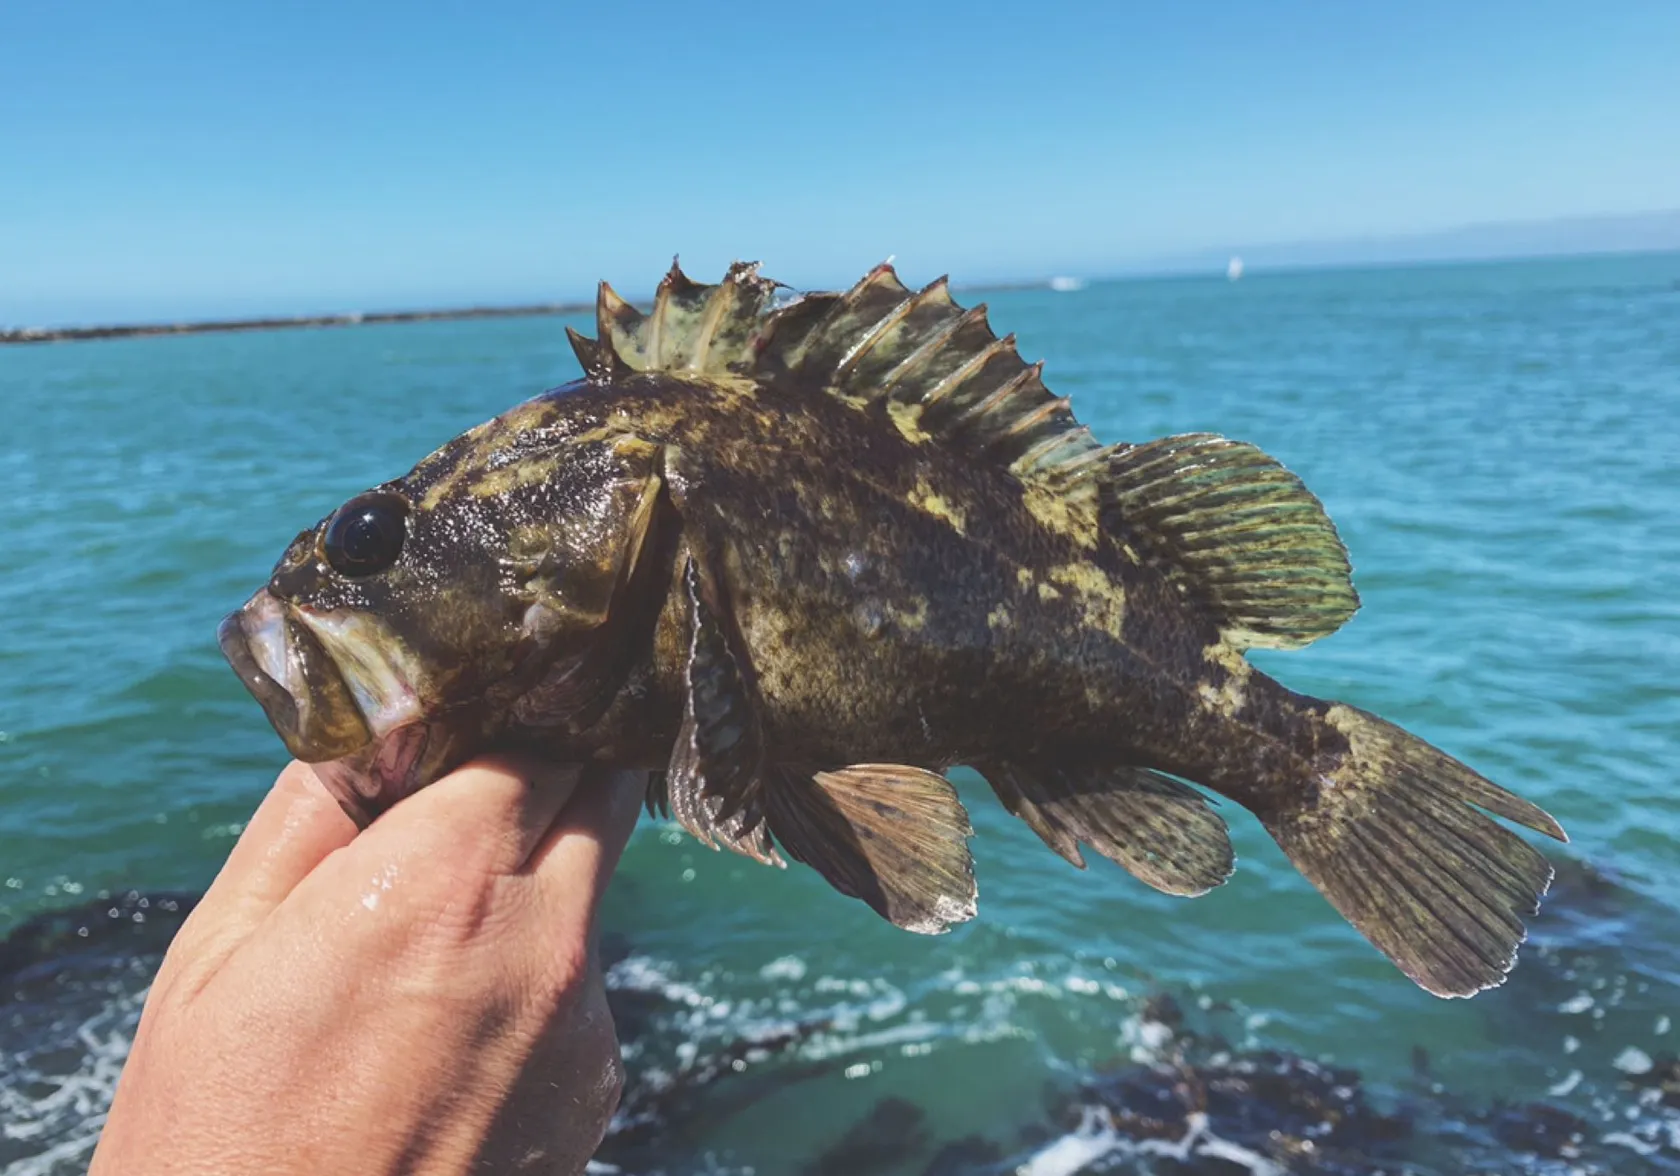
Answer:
[1260,704,1566,998]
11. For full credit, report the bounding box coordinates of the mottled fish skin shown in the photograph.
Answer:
[221,261,1566,999]
[450,371,1281,780]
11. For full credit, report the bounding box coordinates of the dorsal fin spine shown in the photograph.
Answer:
[688,276,734,372]
[835,291,919,379]
[596,281,650,370]
[834,275,953,386]
[994,395,1073,446]
[922,333,1017,409]
[780,263,905,375]
[597,281,638,336]
[566,325,628,380]
[744,292,838,373]
[1016,425,1098,476]
[646,260,680,367]
[951,360,1042,428]
[878,302,989,398]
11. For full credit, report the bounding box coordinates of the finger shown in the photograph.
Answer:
[165,761,358,972]
[526,767,645,923]
[360,752,586,876]
[197,762,357,925]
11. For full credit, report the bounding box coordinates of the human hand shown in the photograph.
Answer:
[91,755,644,1176]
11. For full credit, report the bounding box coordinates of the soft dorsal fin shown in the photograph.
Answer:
[573,262,1357,651]
[1100,434,1359,650]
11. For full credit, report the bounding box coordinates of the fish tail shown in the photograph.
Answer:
[1253,702,1566,998]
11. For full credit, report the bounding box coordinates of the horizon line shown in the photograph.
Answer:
[5,239,1677,347]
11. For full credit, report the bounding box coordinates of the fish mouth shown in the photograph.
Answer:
[219,591,446,824]
[218,591,374,762]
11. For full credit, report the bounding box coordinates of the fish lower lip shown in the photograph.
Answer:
[218,611,300,738]
[219,594,372,760]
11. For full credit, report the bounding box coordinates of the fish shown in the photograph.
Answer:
[218,260,1567,997]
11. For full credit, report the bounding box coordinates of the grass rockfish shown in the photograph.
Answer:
[218,261,1566,996]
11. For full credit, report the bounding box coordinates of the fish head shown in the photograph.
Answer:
[218,397,664,820]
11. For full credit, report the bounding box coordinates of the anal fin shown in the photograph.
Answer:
[763,764,977,934]
[982,762,1234,897]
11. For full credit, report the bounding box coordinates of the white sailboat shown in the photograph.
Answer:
[1226,256,1244,282]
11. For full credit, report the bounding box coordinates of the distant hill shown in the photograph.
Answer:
[1133,209,1680,277]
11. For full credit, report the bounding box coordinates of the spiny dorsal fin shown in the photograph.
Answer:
[761,265,1103,475]
[589,259,779,376]
[574,260,1101,476]
[1100,434,1359,650]
[566,325,629,380]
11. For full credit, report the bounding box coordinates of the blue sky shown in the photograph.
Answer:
[3,1,1678,325]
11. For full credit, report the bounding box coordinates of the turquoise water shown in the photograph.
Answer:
[3,251,1679,1172]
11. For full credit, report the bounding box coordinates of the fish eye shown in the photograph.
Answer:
[322,492,409,578]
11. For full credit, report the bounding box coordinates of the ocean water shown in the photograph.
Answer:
[3,251,1679,1173]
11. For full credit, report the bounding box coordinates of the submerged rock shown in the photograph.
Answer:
[802,1097,928,1176]
[0,891,198,1172]
[0,890,196,985]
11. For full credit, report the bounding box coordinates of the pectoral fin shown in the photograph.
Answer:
[763,764,977,934]
[662,555,782,866]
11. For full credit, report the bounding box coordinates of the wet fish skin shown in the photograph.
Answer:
[374,367,1199,773]
[219,260,1566,998]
